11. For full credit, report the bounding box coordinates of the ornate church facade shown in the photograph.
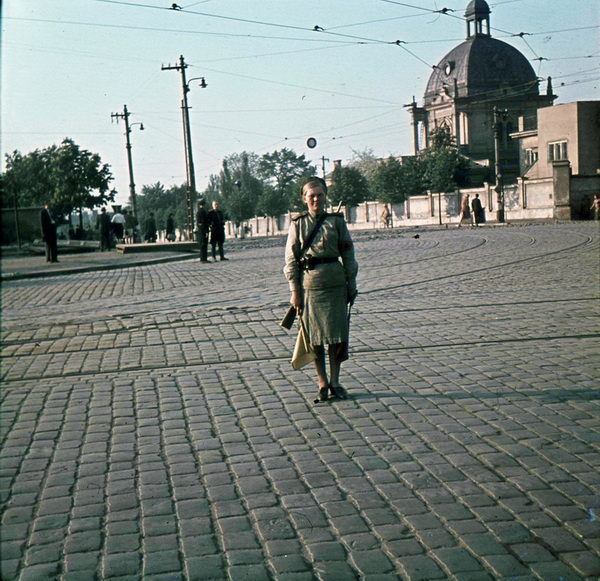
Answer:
[407,0,555,185]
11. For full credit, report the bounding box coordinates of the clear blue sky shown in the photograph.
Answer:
[2,0,598,207]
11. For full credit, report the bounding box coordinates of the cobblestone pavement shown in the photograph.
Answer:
[1,223,599,581]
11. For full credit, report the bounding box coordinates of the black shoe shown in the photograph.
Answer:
[314,386,329,404]
[221,257,229,261]
[329,384,347,400]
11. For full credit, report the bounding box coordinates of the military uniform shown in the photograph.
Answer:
[284,211,358,346]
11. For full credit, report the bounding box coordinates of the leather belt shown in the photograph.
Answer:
[303,256,339,270]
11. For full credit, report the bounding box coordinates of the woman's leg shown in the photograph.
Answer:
[312,346,328,389]
[328,344,342,388]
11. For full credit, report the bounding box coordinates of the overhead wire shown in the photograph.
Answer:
[7,0,597,176]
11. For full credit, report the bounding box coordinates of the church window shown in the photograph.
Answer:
[548,141,568,162]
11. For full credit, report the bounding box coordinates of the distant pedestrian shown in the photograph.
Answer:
[145,212,157,243]
[471,193,484,226]
[111,208,126,243]
[380,205,391,228]
[457,194,472,227]
[591,193,600,221]
[40,202,59,263]
[166,213,176,242]
[97,207,112,251]
[209,201,228,261]
[196,198,210,262]
[124,209,137,244]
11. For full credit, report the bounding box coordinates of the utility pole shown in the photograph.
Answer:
[493,106,507,223]
[321,156,330,179]
[162,55,197,239]
[111,104,142,217]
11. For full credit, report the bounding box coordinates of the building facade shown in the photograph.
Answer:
[407,0,555,185]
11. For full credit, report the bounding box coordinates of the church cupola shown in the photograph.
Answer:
[465,0,491,38]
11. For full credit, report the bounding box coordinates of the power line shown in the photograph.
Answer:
[190,64,403,106]
[3,16,360,44]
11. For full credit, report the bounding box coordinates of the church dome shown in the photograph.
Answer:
[423,36,538,106]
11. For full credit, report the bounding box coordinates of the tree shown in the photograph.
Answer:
[2,149,51,209]
[219,153,261,228]
[258,148,315,215]
[421,127,470,193]
[328,164,369,218]
[373,155,426,202]
[349,148,380,197]
[137,182,177,234]
[2,139,115,227]
[256,185,289,233]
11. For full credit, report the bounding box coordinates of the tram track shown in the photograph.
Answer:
[1,291,597,349]
[2,229,595,324]
[2,331,598,386]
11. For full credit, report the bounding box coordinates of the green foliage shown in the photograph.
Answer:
[372,156,425,204]
[219,153,261,222]
[428,125,455,149]
[328,165,369,212]
[258,148,315,216]
[137,182,185,232]
[349,148,380,196]
[3,139,115,217]
[256,184,289,222]
[421,127,470,193]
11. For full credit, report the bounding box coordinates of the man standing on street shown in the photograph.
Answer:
[471,193,484,226]
[208,200,228,261]
[40,202,59,262]
[97,207,112,251]
[196,198,210,262]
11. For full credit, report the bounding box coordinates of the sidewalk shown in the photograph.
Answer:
[1,250,197,281]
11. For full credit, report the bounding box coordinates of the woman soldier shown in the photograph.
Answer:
[284,176,358,402]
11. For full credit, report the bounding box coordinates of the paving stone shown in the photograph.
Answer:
[398,555,446,580]
[2,225,599,581]
[185,555,226,580]
[143,549,182,575]
[102,552,141,578]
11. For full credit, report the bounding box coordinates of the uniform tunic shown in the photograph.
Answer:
[284,211,358,346]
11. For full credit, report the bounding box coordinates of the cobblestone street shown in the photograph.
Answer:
[1,223,599,581]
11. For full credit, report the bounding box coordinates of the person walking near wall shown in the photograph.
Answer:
[40,202,59,263]
[457,194,472,227]
[471,193,484,226]
[591,193,600,221]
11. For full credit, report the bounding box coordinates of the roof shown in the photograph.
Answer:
[424,36,538,105]
[465,0,491,19]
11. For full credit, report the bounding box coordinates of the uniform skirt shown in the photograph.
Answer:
[301,285,348,346]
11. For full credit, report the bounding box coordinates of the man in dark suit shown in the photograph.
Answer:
[196,198,210,262]
[208,200,228,261]
[40,203,59,262]
[471,193,484,226]
[97,207,112,251]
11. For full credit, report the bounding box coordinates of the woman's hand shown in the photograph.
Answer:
[347,289,358,305]
[291,290,303,311]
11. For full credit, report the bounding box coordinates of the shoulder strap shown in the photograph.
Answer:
[297,212,328,261]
